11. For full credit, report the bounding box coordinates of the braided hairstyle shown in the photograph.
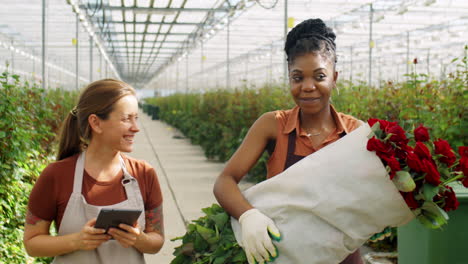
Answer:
[284,18,337,67]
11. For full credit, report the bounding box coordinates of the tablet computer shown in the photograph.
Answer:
[94,208,142,233]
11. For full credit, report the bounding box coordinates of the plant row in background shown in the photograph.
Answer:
[145,84,295,182]
[145,62,467,184]
[0,70,77,264]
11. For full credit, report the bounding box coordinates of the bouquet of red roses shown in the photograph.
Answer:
[366,118,468,229]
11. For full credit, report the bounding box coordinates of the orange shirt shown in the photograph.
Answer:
[28,154,163,230]
[266,105,361,178]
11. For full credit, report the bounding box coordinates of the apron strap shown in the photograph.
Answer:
[119,155,144,208]
[284,130,306,171]
[72,152,85,194]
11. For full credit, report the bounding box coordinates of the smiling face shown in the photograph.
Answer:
[97,95,140,153]
[289,52,337,115]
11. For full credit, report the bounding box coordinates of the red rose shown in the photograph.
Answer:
[382,156,401,179]
[463,176,468,188]
[422,159,441,186]
[407,152,424,173]
[459,146,468,157]
[414,124,430,142]
[395,144,412,160]
[368,118,379,127]
[386,123,408,145]
[368,118,391,130]
[442,187,459,212]
[414,142,433,161]
[401,191,419,209]
[456,147,468,180]
[434,139,456,166]
[367,137,394,158]
[457,147,468,187]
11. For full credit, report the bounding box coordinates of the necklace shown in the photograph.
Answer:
[306,131,322,137]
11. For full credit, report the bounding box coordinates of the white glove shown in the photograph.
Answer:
[239,208,281,264]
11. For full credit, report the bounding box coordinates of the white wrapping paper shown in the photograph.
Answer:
[231,123,414,264]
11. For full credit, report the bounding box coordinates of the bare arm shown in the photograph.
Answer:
[23,210,110,257]
[213,112,277,219]
[109,204,164,254]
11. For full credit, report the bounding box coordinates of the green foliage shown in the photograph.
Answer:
[0,70,77,263]
[333,54,467,149]
[171,204,247,264]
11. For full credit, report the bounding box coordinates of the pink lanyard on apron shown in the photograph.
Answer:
[52,151,146,264]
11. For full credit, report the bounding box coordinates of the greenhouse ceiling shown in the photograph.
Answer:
[0,0,467,90]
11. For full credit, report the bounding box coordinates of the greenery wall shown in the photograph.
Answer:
[0,71,77,263]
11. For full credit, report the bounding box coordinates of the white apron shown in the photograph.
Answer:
[53,151,146,264]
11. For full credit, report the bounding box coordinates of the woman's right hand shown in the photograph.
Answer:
[74,218,111,251]
[239,209,281,264]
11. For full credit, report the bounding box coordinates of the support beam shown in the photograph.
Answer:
[42,0,47,89]
[109,32,192,36]
[80,5,229,13]
[75,13,79,90]
[368,3,373,87]
[226,16,230,89]
[111,51,175,55]
[283,0,288,84]
[106,40,182,44]
[109,21,202,26]
[90,37,93,81]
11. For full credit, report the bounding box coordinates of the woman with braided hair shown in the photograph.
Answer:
[214,19,363,264]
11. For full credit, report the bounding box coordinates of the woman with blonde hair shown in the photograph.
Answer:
[24,79,164,263]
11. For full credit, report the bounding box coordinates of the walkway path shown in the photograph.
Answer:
[128,112,247,263]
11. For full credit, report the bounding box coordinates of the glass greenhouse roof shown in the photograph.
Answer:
[0,0,467,93]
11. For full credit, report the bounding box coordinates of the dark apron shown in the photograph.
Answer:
[283,130,363,264]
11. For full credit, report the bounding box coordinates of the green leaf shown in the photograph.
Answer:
[392,171,416,192]
[170,254,191,264]
[417,202,449,229]
[422,184,440,201]
[196,224,216,242]
[210,212,229,230]
[194,233,209,252]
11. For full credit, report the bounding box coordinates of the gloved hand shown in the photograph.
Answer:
[369,226,392,242]
[238,208,281,264]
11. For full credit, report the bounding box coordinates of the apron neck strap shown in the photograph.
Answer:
[72,152,86,194]
[72,152,136,194]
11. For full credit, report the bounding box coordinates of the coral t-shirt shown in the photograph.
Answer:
[266,105,362,178]
[28,154,163,230]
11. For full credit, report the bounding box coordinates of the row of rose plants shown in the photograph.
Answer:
[0,70,77,263]
[145,61,467,183]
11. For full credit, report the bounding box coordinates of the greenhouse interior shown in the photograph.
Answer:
[1,0,467,263]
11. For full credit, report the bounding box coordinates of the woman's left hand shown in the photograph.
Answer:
[108,224,143,248]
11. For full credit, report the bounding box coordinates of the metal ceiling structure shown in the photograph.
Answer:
[0,0,467,94]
